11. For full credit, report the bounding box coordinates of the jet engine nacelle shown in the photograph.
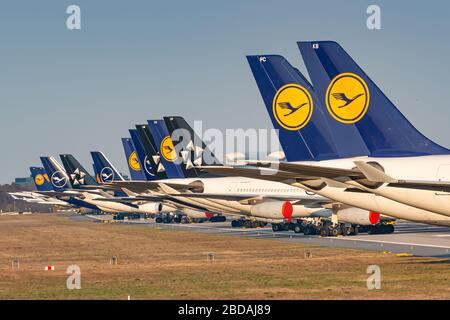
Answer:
[337,208,380,226]
[138,202,173,214]
[250,201,327,220]
[250,201,294,220]
[78,208,99,215]
[181,208,211,219]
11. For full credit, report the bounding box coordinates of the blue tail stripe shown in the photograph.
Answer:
[121,137,146,181]
[129,129,157,181]
[91,151,124,183]
[59,154,98,187]
[29,167,53,192]
[298,41,450,157]
[247,55,368,161]
[39,157,101,211]
[147,119,185,179]
[40,156,71,192]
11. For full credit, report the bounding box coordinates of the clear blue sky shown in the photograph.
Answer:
[1,0,449,183]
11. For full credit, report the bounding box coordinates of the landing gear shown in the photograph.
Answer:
[180,216,191,224]
[271,222,302,232]
[330,227,339,237]
[113,213,141,221]
[268,218,372,237]
[303,224,318,235]
[231,220,243,228]
[341,225,358,236]
[385,224,395,234]
[247,220,261,228]
[210,216,227,223]
[367,223,395,234]
[293,224,303,234]
[272,224,282,232]
[319,226,330,237]
[341,225,351,236]
[271,219,358,237]
[232,219,266,228]
[155,213,175,223]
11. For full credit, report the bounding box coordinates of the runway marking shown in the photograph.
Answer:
[336,237,450,249]
[87,216,450,256]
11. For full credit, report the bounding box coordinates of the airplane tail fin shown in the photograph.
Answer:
[129,129,158,181]
[29,167,52,192]
[60,154,98,188]
[147,119,185,179]
[91,151,125,183]
[121,137,146,181]
[40,156,71,192]
[164,116,221,172]
[298,41,449,157]
[246,55,368,161]
[135,125,168,180]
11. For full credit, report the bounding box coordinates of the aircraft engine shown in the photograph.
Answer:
[139,202,173,214]
[250,201,294,221]
[181,208,212,219]
[337,208,380,225]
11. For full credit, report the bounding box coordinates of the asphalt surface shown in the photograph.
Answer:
[80,214,450,258]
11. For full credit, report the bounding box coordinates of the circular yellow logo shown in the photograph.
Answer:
[35,174,45,186]
[128,151,141,172]
[160,136,177,162]
[326,73,370,124]
[272,84,313,131]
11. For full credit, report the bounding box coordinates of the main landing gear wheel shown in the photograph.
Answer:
[231,220,242,228]
[320,227,330,237]
[173,216,181,223]
[330,227,339,237]
[243,220,255,228]
[304,226,314,235]
[384,224,395,234]
[293,225,302,234]
[342,226,352,236]
[272,224,282,232]
[211,216,227,223]
[180,216,190,224]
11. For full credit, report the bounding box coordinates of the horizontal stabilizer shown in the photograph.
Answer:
[320,178,349,188]
[244,160,362,179]
[353,161,397,183]
[198,165,303,182]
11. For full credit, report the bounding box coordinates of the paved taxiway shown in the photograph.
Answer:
[82,214,450,258]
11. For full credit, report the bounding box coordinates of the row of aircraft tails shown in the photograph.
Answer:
[11,41,450,237]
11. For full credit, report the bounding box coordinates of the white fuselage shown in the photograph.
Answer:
[148,176,331,221]
[290,155,450,226]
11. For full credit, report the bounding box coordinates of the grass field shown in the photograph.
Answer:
[0,213,448,299]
